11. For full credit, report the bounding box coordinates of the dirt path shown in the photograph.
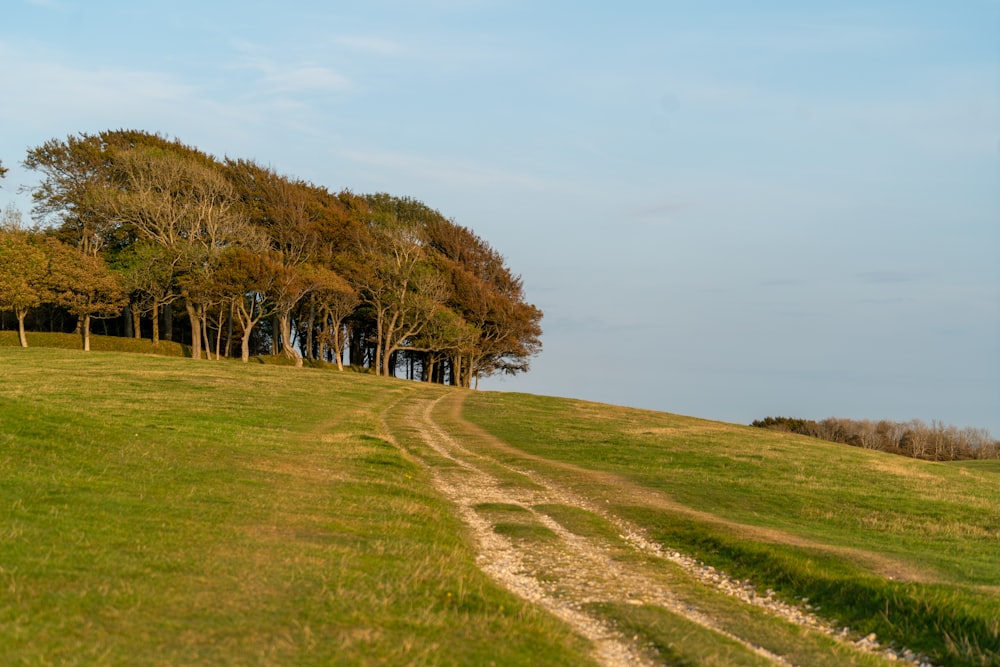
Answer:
[387,391,930,667]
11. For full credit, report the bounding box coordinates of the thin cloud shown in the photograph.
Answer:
[676,23,916,56]
[259,65,351,94]
[228,41,352,94]
[0,40,198,128]
[25,0,65,9]
[627,200,699,226]
[336,147,584,195]
[856,271,928,284]
[334,35,403,56]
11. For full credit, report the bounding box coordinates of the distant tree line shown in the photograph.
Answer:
[751,416,999,461]
[0,130,542,385]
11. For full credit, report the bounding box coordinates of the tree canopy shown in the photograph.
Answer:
[3,129,541,384]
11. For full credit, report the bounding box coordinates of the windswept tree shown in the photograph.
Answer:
[110,240,181,344]
[349,196,451,376]
[211,247,279,362]
[0,208,49,347]
[425,216,542,386]
[225,160,346,365]
[44,239,127,351]
[310,266,358,370]
[96,142,256,359]
[24,133,121,256]
[410,306,480,383]
[19,129,543,379]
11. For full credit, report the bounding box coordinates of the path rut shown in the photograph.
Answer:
[386,391,930,667]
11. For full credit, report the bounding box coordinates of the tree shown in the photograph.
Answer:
[44,239,127,351]
[309,266,357,370]
[210,247,279,362]
[0,158,7,181]
[0,209,49,347]
[23,133,119,256]
[96,143,257,359]
[351,212,450,376]
[410,307,480,382]
[110,240,181,344]
[424,216,542,386]
[225,160,345,365]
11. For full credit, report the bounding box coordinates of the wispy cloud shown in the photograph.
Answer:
[259,65,351,94]
[628,200,698,226]
[856,271,929,284]
[675,23,917,56]
[25,0,65,9]
[0,40,198,129]
[334,35,403,56]
[336,147,583,195]
[229,42,352,95]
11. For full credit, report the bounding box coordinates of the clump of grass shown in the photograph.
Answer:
[492,522,557,541]
[591,602,775,667]
[474,503,556,542]
[475,502,532,514]
[534,503,622,542]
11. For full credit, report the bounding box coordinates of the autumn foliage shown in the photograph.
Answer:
[1,130,542,384]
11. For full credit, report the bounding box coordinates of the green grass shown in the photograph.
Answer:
[0,347,596,666]
[462,392,1000,666]
[1,329,190,356]
[5,335,1000,665]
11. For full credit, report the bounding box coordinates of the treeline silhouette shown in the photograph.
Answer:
[751,416,999,461]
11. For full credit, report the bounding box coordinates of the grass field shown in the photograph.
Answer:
[1,339,998,665]
[0,346,594,666]
[461,392,1000,666]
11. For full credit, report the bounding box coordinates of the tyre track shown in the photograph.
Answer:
[391,392,798,667]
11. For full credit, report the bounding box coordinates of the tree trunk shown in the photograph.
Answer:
[241,328,252,363]
[131,303,142,339]
[214,305,225,360]
[16,309,29,348]
[305,299,316,361]
[334,326,344,371]
[163,301,173,341]
[279,311,302,367]
[374,312,384,375]
[271,314,281,356]
[152,298,161,345]
[202,305,214,360]
[123,308,133,339]
[81,314,91,352]
[184,298,202,360]
[225,301,234,358]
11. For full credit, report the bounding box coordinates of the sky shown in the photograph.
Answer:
[2,1,998,434]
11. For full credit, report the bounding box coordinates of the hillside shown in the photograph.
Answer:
[1,346,997,666]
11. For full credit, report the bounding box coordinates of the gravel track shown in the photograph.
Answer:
[386,392,932,667]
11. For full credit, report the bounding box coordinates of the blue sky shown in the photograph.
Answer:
[2,1,998,434]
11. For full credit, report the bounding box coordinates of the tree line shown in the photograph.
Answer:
[751,416,999,461]
[0,130,542,386]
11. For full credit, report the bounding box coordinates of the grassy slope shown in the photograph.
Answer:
[461,392,1000,666]
[0,347,595,666]
[2,336,998,665]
